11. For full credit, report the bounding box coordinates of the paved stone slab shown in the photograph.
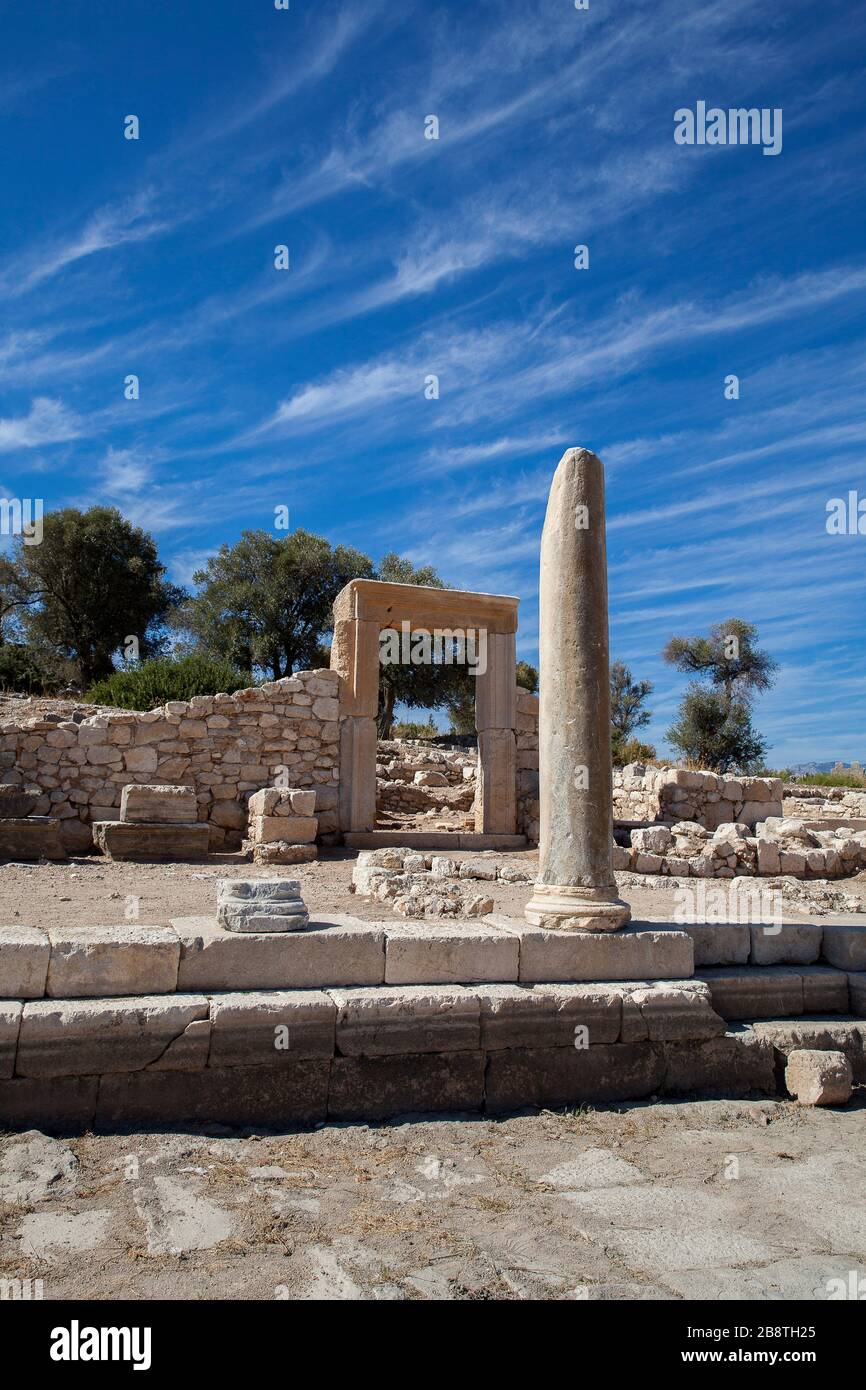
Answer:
[0,1001,22,1079]
[511,921,694,983]
[93,820,210,861]
[46,925,180,997]
[660,1028,776,1096]
[821,925,866,972]
[17,995,209,1077]
[476,983,622,1050]
[0,817,66,861]
[384,923,519,984]
[119,784,198,823]
[696,967,805,1020]
[96,1061,330,1128]
[682,923,750,967]
[485,1041,664,1112]
[751,1018,866,1083]
[173,916,385,990]
[328,1052,484,1120]
[785,1048,852,1106]
[749,923,822,965]
[329,986,479,1056]
[0,925,50,998]
[208,990,335,1066]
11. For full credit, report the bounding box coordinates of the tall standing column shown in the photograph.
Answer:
[524,448,631,932]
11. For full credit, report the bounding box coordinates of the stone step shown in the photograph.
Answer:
[683,920,866,971]
[695,965,852,1020]
[750,1017,866,1083]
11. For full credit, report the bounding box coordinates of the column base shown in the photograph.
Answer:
[524,883,632,933]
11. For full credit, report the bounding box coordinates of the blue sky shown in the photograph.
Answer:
[1,0,865,764]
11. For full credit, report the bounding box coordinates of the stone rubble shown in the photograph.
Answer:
[352,847,530,918]
[614,764,783,830]
[617,816,866,883]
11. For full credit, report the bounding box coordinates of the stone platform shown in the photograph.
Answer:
[92,820,210,861]
[0,915,862,1130]
[0,817,67,862]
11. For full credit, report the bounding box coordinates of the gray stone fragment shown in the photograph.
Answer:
[0,925,50,998]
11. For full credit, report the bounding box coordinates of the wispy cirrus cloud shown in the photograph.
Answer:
[0,397,81,452]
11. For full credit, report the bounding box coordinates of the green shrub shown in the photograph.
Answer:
[0,643,55,694]
[85,655,250,711]
[795,770,866,789]
[392,717,439,740]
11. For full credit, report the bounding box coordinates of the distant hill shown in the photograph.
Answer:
[789,760,864,774]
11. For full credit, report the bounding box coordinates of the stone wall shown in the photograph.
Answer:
[516,689,539,843]
[0,669,340,853]
[613,764,783,830]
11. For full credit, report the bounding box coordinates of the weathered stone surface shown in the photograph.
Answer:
[330,985,479,1055]
[475,729,517,835]
[250,814,317,845]
[660,1028,776,1096]
[749,923,822,965]
[17,995,209,1076]
[514,922,694,983]
[216,876,309,933]
[339,716,377,833]
[45,925,180,998]
[96,1061,330,1128]
[696,967,804,1020]
[0,925,50,998]
[785,1048,853,1106]
[485,1041,664,1112]
[625,982,725,1042]
[849,972,866,1017]
[209,990,335,1066]
[251,841,318,866]
[821,924,866,972]
[93,820,210,861]
[478,982,622,1050]
[475,631,517,733]
[0,1002,22,1079]
[0,1076,99,1132]
[799,965,849,1014]
[0,784,38,818]
[526,448,629,932]
[173,916,386,990]
[384,923,519,985]
[328,1052,484,1120]
[119,783,197,823]
[682,922,750,967]
[0,817,66,861]
[752,1018,866,1083]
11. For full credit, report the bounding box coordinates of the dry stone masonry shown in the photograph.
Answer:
[244,787,318,865]
[614,764,783,829]
[0,782,66,862]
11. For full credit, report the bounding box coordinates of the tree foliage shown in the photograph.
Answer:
[0,507,184,687]
[610,659,654,763]
[85,653,250,710]
[663,619,777,772]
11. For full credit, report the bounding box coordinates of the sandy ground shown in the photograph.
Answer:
[2,848,866,931]
[1,1096,865,1301]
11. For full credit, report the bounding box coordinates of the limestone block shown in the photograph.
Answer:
[250,814,316,845]
[248,787,279,816]
[327,1052,484,1121]
[756,837,782,875]
[0,1076,99,1132]
[331,618,381,718]
[173,916,386,990]
[475,632,517,732]
[632,826,672,853]
[625,982,725,1042]
[96,1060,330,1128]
[252,841,318,865]
[661,1029,776,1096]
[752,1018,866,1083]
[785,1049,852,1106]
[749,923,822,965]
[120,783,197,823]
[485,1041,664,1112]
[800,965,849,1013]
[17,995,209,1076]
[0,817,67,862]
[92,820,210,861]
[478,982,622,1050]
[0,925,50,998]
[330,985,479,1055]
[0,785,38,817]
[821,925,866,972]
[475,728,516,834]
[46,925,180,998]
[339,716,377,832]
[515,923,694,983]
[683,923,750,967]
[209,990,335,1066]
[384,923,519,985]
[697,967,804,1020]
[0,1002,22,1079]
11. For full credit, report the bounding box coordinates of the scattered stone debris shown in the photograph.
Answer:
[352,847,530,917]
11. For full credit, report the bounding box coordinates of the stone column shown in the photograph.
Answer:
[524,448,631,931]
[331,617,380,832]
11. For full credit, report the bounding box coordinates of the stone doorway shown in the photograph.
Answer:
[330,579,524,847]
